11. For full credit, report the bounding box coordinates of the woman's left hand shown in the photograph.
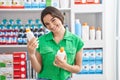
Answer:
[53,55,67,68]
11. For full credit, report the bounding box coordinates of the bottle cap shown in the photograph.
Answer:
[60,47,64,53]
[26,28,31,32]
[96,27,101,31]
[82,22,88,26]
[90,26,95,30]
[75,19,80,23]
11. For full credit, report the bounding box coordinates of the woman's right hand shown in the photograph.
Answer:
[27,37,38,57]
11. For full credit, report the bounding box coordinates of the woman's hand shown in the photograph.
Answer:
[27,37,38,56]
[54,55,67,68]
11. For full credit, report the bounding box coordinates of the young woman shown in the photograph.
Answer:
[27,6,84,80]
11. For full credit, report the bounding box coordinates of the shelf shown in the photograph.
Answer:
[71,73,105,80]
[0,40,104,48]
[116,37,120,40]
[73,4,104,13]
[0,8,71,11]
[83,40,104,48]
[0,45,27,48]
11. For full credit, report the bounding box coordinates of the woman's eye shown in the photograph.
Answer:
[45,23,49,26]
[52,18,56,22]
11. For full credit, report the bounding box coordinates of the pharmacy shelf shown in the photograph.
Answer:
[0,46,27,53]
[73,4,104,13]
[0,0,107,80]
[0,8,71,11]
[116,37,120,40]
[0,45,27,47]
[83,40,104,48]
[0,40,104,48]
[71,73,105,80]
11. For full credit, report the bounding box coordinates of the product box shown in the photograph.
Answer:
[46,0,51,7]
[0,54,13,67]
[31,0,39,8]
[89,49,96,61]
[82,49,89,61]
[51,0,59,8]
[11,0,24,8]
[95,60,103,74]
[0,67,13,80]
[79,61,89,74]
[13,52,26,61]
[13,52,27,79]
[24,0,32,8]
[14,71,26,79]
[95,48,103,61]
[0,0,12,8]
[39,0,46,8]
[74,0,87,4]
[89,60,95,74]
[86,0,100,4]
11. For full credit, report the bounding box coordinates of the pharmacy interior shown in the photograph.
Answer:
[0,0,117,80]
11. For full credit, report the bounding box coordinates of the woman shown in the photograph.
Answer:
[27,6,84,80]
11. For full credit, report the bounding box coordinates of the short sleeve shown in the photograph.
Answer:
[76,38,84,53]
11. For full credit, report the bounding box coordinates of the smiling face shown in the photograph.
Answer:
[43,14,63,33]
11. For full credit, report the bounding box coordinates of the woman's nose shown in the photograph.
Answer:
[49,23,54,29]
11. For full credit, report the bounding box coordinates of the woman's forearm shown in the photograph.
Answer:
[29,54,42,73]
[63,63,82,73]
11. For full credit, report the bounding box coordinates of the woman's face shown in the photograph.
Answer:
[43,14,63,33]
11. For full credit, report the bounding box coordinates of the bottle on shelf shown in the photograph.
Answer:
[96,27,102,40]
[60,0,69,8]
[75,19,82,38]
[89,26,95,40]
[82,22,89,41]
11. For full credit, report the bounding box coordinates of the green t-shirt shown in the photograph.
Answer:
[36,30,84,80]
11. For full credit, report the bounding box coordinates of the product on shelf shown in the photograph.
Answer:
[89,26,95,40]
[80,48,103,74]
[96,27,102,40]
[0,0,12,8]
[0,53,13,79]
[74,0,87,4]
[60,0,69,8]
[13,52,27,79]
[11,0,24,8]
[74,0,100,4]
[75,19,82,38]
[82,22,89,40]
[51,0,60,8]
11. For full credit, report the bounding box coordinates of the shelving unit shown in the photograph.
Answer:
[0,0,106,80]
[71,0,105,80]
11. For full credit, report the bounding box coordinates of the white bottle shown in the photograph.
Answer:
[60,0,69,8]
[51,0,59,8]
[56,47,66,60]
[96,27,102,40]
[82,22,89,41]
[89,26,95,40]
[26,28,35,41]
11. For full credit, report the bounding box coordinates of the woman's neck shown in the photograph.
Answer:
[53,27,66,44]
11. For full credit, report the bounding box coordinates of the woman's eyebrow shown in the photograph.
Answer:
[51,17,55,21]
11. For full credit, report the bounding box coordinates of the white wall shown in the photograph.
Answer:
[104,0,116,80]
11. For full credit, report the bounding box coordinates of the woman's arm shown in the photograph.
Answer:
[64,49,83,73]
[28,51,42,73]
[54,49,83,73]
[27,37,42,73]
